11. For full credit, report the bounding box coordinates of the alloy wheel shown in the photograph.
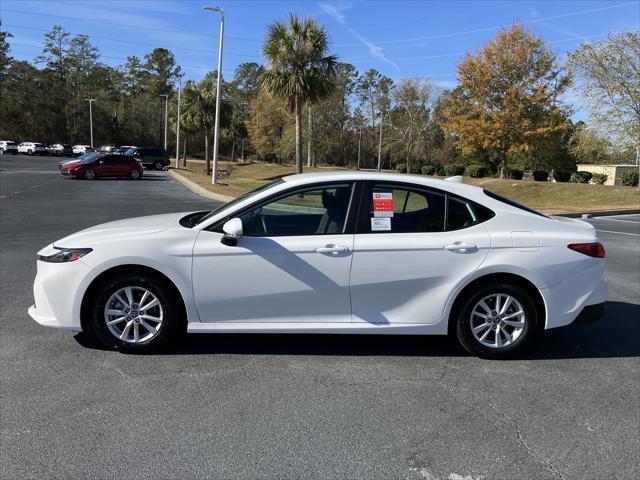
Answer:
[470,293,526,349]
[104,286,163,343]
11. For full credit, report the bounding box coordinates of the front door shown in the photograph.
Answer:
[350,182,491,325]
[192,182,357,323]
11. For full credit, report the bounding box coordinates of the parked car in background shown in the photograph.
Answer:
[28,172,607,356]
[47,144,73,156]
[18,142,46,155]
[0,140,19,155]
[72,145,93,156]
[128,147,169,170]
[59,153,143,180]
[114,145,137,155]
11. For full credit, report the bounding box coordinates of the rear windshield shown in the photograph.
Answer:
[483,189,548,218]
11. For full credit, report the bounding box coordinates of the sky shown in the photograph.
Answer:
[1,0,639,119]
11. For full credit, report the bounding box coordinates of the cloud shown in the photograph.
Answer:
[319,2,399,71]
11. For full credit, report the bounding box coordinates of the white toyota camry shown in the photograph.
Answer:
[29,172,607,358]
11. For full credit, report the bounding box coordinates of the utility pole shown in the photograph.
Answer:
[204,5,225,185]
[377,113,384,172]
[175,75,183,167]
[85,98,95,148]
[159,94,169,150]
[357,126,362,170]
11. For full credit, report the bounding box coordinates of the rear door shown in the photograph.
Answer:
[350,181,491,325]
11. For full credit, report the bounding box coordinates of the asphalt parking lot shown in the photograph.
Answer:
[1,154,638,480]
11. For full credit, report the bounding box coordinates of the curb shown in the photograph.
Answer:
[553,209,640,218]
[168,169,234,203]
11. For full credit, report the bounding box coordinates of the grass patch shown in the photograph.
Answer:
[173,160,640,214]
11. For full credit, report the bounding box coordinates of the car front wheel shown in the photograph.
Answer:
[27,149,32,155]
[83,168,96,180]
[454,283,537,359]
[90,273,183,353]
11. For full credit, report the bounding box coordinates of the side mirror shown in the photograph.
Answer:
[221,218,243,246]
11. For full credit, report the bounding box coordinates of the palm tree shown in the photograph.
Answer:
[261,14,338,173]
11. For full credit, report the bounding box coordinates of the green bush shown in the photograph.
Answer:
[443,164,465,176]
[436,166,445,176]
[592,173,608,185]
[621,170,639,187]
[532,170,548,181]
[464,164,486,178]
[410,165,422,174]
[573,171,593,184]
[396,163,407,173]
[508,169,523,180]
[553,170,572,182]
[421,165,436,175]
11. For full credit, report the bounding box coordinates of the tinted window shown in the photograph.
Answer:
[447,196,477,230]
[366,184,445,233]
[239,184,353,237]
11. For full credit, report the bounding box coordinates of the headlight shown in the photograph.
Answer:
[38,247,92,263]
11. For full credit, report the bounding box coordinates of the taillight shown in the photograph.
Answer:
[568,242,605,258]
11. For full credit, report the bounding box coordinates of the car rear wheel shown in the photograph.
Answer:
[0,148,4,155]
[129,168,141,180]
[90,273,183,353]
[454,283,537,359]
[154,160,165,170]
[84,168,96,180]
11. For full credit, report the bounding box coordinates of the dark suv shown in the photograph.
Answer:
[128,147,169,170]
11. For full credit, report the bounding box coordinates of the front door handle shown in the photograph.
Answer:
[444,242,478,252]
[316,245,349,254]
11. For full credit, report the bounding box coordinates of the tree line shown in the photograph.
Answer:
[0,20,638,178]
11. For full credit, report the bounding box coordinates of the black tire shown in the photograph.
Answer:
[129,168,141,180]
[27,149,33,155]
[0,148,4,155]
[55,150,61,156]
[84,168,96,180]
[454,283,537,359]
[89,273,184,353]
[154,160,164,170]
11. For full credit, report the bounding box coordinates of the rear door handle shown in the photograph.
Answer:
[316,245,349,254]
[444,242,478,252]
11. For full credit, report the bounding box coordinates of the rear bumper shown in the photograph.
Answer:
[570,302,606,326]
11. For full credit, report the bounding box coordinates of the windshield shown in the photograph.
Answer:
[194,179,286,226]
[77,152,102,163]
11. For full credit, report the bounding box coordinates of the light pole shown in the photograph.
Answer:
[175,74,183,167]
[204,5,224,185]
[159,94,169,150]
[85,98,95,148]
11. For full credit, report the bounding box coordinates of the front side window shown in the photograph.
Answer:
[237,184,353,237]
[366,184,445,233]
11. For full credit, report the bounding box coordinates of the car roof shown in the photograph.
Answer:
[280,171,486,200]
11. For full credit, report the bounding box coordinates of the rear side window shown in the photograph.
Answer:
[365,184,446,233]
[483,189,548,218]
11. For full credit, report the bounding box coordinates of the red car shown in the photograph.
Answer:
[60,153,143,180]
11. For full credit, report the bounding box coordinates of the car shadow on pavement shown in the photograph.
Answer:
[74,300,639,359]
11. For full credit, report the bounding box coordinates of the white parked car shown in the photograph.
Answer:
[0,140,19,155]
[17,142,46,155]
[72,145,93,156]
[28,172,607,358]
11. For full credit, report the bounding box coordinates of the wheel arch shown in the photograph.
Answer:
[80,264,188,332]
[447,272,547,335]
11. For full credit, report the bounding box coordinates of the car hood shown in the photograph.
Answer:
[62,161,82,168]
[43,212,195,252]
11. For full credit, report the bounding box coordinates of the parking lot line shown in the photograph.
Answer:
[594,217,640,224]
[595,229,640,237]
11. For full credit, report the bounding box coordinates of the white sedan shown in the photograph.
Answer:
[28,172,607,358]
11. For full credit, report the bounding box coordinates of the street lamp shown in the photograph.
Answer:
[204,5,224,185]
[175,73,184,168]
[85,98,95,148]
[159,94,169,150]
